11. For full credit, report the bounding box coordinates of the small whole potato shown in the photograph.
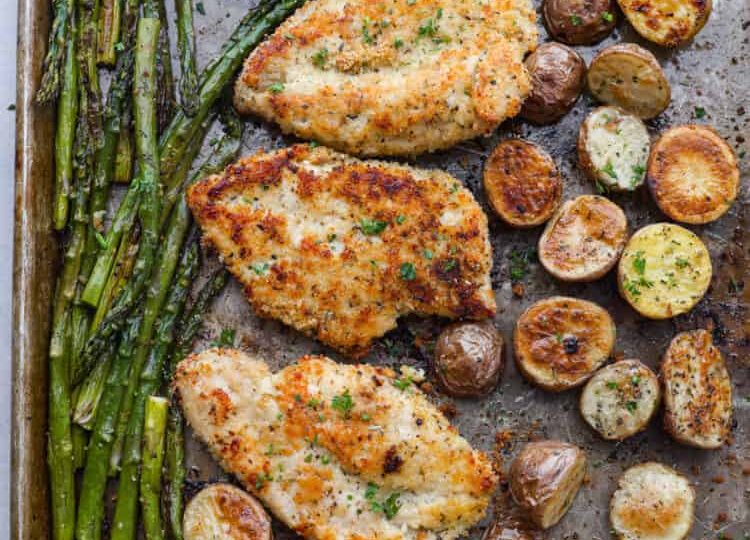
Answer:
[543,0,617,45]
[184,483,273,540]
[520,43,586,125]
[509,441,587,530]
[433,321,504,397]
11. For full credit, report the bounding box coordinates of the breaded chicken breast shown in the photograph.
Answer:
[174,349,499,540]
[234,0,538,156]
[187,144,496,357]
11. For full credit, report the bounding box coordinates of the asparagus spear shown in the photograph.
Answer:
[72,355,111,430]
[140,396,169,540]
[72,423,89,470]
[153,0,175,133]
[37,0,75,103]
[113,109,134,184]
[96,0,121,65]
[91,226,140,331]
[176,0,198,115]
[110,241,199,533]
[75,314,142,540]
[158,0,305,183]
[166,267,229,540]
[53,37,78,230]
[76,0,102,142]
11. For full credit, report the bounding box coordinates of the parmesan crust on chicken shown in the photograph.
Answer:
[233,0,538,156]
[174,349,498,540]
[187,144,496,357]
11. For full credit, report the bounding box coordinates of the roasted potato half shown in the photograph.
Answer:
[520,43,587,125]
[661,329,733,449]
[587,44,671,119]
[617,0,712,47]
[580,359,660,440]
[578,106,650,192]
[483,139,563,228]
[543,0,617,45]
[184,483,273,540]
[647,125,739,224]
[509,440,586,530]
[434,321,504,397]
[514,296,615,391]
[610,462,695,540]
[617,223,711,319]
[539,195,628,282]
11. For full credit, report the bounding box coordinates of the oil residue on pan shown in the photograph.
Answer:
[182,0,749,538]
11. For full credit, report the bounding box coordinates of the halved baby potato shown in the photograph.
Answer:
[661,329,733,449]
[617,223,711,319]
[539,195,628,282]
[610,462,695,540]
[483,139,563,228]
[509,440,586,530]
[587,44,671,119]
[617,0,712,47]
[184,483,273,540]
[647,125,739,224]
[578,106,650,192]
[580,359,660,440]
[514,296,615,391]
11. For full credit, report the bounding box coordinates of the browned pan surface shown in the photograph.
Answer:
[14,0,749,538]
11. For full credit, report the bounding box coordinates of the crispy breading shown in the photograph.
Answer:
[187,144,496,357]
[175,349,498,540]
[233,0,538,156]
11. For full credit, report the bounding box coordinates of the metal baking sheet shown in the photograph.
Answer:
[13,0,749,538]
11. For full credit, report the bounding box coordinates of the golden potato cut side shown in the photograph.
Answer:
[587,44,671,119]
[233,0,538,156]
[661,329,733,449]
[617,223,711,319]
[610,462,694,540]
[580,359,660,440]
[538,195,628,282]
[617,0,712,47]
[647,124,739,224]
[514,296,616,391]
[184,483,272,540]
[483,139,563,228]
[509,440,586,529]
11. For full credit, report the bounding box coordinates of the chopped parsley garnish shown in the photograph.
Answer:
[362,18,374,44]
[633,250,647,275]
[694,106,706,119]
[606,381,618,390]
[327,233,337,242]
[400,262,417,281]
[422,249,434,260]
[210,328,236,348]
[509,248,534,282]
[195,1,205,14]
[255,472,273,489]
[601,160,618,180]
[94,231,109,249]
[331,389,354,416]
[395,214,406,224]
[393,376,413,391]
[632,164,646,177]
[394,37,404,48]
[365,482,379,500]
[570,14,582,25]
[321,455,331,465]
[304,454,313,463]
[625,400,638,413]
[441,258,458,272]
[365,484,401,519]
[631,375,641,386]
[449,182,460,193]
[312,48,328,67]
[294,393,302,402]
[601,11,614,22]
[114,41,125,52]
[418,10,441,39]
[360,218,388,235]
[250,262,270,275]
[268,83,285,93]
[360,413,371,421]
[307,398,320,408]
[265,444,277,456]
[675,257,690,269]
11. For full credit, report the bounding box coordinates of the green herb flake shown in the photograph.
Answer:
[394,37,404,48]
[360,218,388,236]
[304,454,313,463]
[606,381,618,390]
[380,493,401,519]
[250,262,270,275]
[114,41,125,52]
[321,455,331,465]
[331,389,354,416]
[94,231,109,249]
[255,472,273,489]
[365,482,379,500]
[694,106,706,119]
[400,262,417,281]
[312,48,328,67]
[195,1,205,15]
[362,18,374,44]
[631,375,641,386]
[360,413,371,421]
[509,248,533,283]
[601,11,614,22]
[210,328,236,348]
[570,14,582,25]
[268,83,285,94]
[633,251,647,275]
[625,400,638,413]
[601,160,618,180]
[395,215,406,224]
[675,257,690,269]
[422,249,434,260]
[393,376,413,391]
[307,398,320,408]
